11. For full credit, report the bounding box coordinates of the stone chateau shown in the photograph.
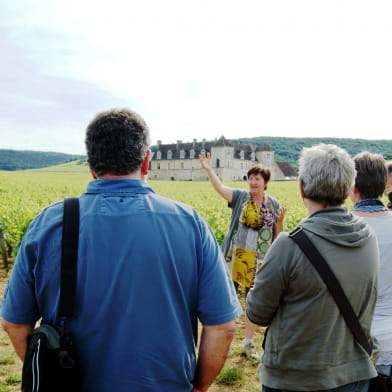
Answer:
[149,136,296,181]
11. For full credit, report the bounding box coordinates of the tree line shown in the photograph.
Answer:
[0,149,84,171]
[234,136,392,168]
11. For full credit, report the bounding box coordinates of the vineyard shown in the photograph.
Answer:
[0,169,353,391]
[0,169,311,262]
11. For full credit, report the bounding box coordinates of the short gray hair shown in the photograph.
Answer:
[299,144,355,206]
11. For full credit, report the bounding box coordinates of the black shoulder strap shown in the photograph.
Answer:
[289,226,372,356]
[58,197,80,320]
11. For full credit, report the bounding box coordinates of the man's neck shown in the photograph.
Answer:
[97,173,142,180]
[304,198,336,215]
[90,168,144,181]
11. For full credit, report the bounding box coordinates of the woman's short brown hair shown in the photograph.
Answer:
[247,164,271,183]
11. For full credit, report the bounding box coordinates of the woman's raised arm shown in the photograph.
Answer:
[199,153,233,203]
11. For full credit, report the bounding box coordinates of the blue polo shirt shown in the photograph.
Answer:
[2,179,242,392]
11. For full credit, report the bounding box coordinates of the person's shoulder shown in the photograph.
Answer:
[267,194,279,203]
[266,231,294,254]
[270,230,291,247]
[270,230,302,258]
[231,188,248,202]
[33,200,64,224]
[263,231,298,268]
[233,188,247,195]
[22,201,64,240]
[367,213,392,234]
[148,193,200,217]
[266,194,280,209]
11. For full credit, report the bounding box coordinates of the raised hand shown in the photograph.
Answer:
[274,207,287,238]
[199,152,213,171]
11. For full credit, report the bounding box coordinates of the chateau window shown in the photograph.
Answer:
[168,163,171,169]
[240,151,244,160]
[157,163,160,170]
[190,149,195,159]
[156,151,162,160]
[167,150,173,159]
[216,159,220,168]
[180,149,185,159]
[180,162,184,169]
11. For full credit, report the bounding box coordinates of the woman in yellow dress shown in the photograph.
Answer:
[199,152,285,360]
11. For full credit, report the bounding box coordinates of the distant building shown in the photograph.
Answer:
[149,136,296,181]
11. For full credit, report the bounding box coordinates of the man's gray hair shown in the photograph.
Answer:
[299,144,355,206]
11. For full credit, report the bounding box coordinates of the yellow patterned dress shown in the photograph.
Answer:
[230,194,276,288]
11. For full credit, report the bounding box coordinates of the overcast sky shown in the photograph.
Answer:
[1,1,391,154]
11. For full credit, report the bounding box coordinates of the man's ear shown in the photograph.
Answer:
[299,181,305,199]
[89,167,98,179]
[351,185,359,195]
[350,185,360,203]
[141,149,151,176]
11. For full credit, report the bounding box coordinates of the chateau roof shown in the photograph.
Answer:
[276,161,297,177]
[233,143,254,160]
[256,142,272,152]
[153,140,212,160]
[214,135,233,147]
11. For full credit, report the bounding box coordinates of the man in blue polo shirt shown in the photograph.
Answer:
[1,109,242,392]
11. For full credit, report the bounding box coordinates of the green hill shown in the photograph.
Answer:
[31,159,89,173]
[232,136,392,168]
[0,149,85,171]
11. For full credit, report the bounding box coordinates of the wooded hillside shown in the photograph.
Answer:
[234,136,392,168]
[0,149,84,171]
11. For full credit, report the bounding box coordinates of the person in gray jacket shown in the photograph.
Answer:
[246,144,379,392]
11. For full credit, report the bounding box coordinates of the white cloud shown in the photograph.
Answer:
[1,0,391,153]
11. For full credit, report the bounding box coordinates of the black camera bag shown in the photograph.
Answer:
[22,198,82,392]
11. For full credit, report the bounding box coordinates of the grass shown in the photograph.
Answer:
[216,366,243,385]
[3,375,20,386]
